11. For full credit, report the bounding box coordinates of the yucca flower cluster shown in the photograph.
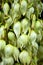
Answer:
[0,0,43,65]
